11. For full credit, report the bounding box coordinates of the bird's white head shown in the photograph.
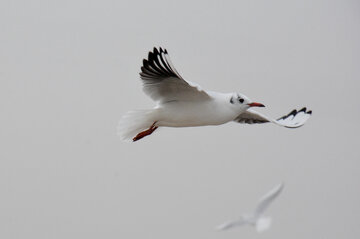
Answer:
[230,93,265,111]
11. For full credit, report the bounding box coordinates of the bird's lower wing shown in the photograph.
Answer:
[216,219,246,231]
[140,47,210,103]
[234,107,312,128]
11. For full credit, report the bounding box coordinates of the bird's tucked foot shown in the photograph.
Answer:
[133,122,158,142]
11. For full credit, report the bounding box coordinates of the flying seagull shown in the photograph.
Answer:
[216,183,284,233]
[118,47,312,141]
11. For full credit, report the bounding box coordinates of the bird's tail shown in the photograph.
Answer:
[255,216,272,233]
[117,109,157,141]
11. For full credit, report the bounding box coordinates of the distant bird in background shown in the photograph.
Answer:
[216,183,284,233]
[118,47,312,142]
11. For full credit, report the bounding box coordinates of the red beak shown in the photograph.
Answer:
[248,102,265,107]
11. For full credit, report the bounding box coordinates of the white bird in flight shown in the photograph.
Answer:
[216,183,284,233]
[118,47,312,141]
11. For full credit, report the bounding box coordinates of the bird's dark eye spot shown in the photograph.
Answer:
[230,97,234,104]
[239,98,244,103]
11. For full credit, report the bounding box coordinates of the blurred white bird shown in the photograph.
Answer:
[216,183,284,233]
[118,47,312,141]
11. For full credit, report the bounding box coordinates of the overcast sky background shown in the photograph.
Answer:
[1,0,360,238]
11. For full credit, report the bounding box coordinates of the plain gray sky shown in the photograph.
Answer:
[1,0,360,238]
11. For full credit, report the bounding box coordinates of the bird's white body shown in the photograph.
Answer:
[154,92,240,127]
[118,47,312,141]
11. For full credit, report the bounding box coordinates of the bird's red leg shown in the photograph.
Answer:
[133,122,158,142]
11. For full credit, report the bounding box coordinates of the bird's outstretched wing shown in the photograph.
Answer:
[140,47,210,103]
[216,218,247,231]
[234,107,312,128]
[254,183,284,218]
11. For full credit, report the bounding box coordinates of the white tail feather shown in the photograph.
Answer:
[117,110,157,141]
[255,217,272,233]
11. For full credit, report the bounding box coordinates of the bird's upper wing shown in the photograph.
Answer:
[234,107,312,128]
[216,218,247,231]
[254,183,284,217]
[139,47,211,103]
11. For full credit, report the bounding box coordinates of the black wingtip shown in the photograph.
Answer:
[147,47,167,57]
[277,107,313,121]
[148,51,154,61]
[277,109,298,121]
[289,109,297,117]
[140,47,178,79]
[299,107,307,113]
